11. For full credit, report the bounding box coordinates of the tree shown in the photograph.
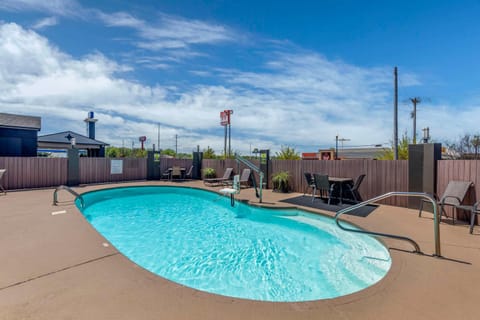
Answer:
[106,146,119,158]
[161,148,176,157]
[446,133,480,159]
[275,146,301,160]
[203,146,216,159]
[378,133,410,160]
[105,146,146,158]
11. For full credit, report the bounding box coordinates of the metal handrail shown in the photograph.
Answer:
[235,154,264,203]
[334,191,441,257]
[53,185,85,208]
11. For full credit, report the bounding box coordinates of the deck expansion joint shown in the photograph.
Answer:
[0,252,119,291]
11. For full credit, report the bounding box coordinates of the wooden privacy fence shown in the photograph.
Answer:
[1,156,478,214]
[201,159,409,207]
[271,159,409,207]
[79,158,147,184]
[0,157,67,189]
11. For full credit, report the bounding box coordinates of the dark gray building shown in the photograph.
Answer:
[38,131,108,157]
[0,113,41,156]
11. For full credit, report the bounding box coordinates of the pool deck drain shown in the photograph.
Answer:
[1,181,480,320]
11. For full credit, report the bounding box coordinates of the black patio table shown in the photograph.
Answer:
[328,177,354,204]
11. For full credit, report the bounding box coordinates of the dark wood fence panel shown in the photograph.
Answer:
[79,158,147,184]
[437,160,480,220]
[0,157,67,189]
[271,159,408,207]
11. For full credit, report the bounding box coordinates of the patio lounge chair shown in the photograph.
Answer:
[312,173,335,205]
[419,180,474,224]
[184,165,194,179]
[204,167,233,186]
[0,169,6,194]
[346,174,366,202]
[239,168,252,188]
[303,172,315,196]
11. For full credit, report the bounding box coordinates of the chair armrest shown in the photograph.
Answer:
[473,201,480,212]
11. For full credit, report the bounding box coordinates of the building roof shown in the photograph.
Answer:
[0,112,41,130]
[337,147,385,159]
[38,131,108,147]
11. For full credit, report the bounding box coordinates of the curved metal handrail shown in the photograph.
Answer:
[235,154,264,203]
[53,185,85,208]
[334,192,440,257]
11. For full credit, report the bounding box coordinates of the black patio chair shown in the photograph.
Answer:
[346,174,366,203]
[161,168,171,180]
[312,173,335,204]
[303,172,315,196]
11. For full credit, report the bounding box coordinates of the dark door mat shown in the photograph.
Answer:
[280,195,377,217]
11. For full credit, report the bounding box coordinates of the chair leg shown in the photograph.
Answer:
[470,211,476,234]
[419,200,424,217]
[351,188,357,202]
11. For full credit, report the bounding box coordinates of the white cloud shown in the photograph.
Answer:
[96,11,144,28]
[0,0,83,18]
[0,22,474,155]
[96,11,236,68]
[32,16,58,30]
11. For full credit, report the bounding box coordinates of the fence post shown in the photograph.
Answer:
[66,149,80,186]
[147,151,159,180]
[408,143,442,209]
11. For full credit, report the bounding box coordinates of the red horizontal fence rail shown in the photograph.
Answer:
[0,157,67,189]
[79,157,147,184]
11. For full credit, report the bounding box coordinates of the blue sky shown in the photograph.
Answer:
[1,0,480,155]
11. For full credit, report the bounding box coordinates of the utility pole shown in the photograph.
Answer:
[224,125,227,159]
[335,135,339,160]
[157,123,160,153]
[338,137,350,158]
[175,134,178,157]
[409,97,421,144]
[394,67,399,160]
[228,121,231,158]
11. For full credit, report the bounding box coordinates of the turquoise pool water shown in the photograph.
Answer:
[77,186,391,302]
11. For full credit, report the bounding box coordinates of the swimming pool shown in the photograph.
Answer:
[77,186,391,302]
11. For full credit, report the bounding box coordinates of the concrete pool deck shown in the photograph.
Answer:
[1,180,479,319]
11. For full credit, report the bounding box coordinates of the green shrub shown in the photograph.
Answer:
[272,171,291,192]
[202,167,216,178]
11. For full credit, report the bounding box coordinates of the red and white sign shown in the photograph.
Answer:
[220,110,233,126]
